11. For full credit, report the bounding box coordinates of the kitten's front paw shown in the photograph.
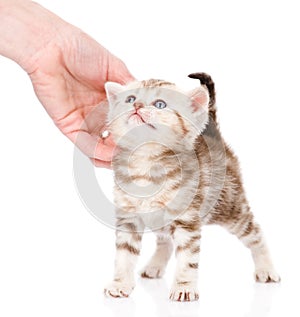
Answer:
[104,281,134,298]
[169,284,199,302]
[255,268,281,283]
[140,265,165,279]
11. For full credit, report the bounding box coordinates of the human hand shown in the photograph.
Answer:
[0,1,134,168]
[29,27,133,168]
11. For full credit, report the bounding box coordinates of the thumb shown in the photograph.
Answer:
[107,55,135,85]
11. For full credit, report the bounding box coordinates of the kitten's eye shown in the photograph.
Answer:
[153,100,167,109]
[125,95,136,103]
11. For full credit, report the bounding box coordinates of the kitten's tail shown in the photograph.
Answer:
[188,72,217,122]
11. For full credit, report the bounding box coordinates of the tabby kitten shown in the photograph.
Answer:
[103,73,280,301]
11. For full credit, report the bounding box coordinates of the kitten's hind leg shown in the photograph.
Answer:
[104,215,144,298]
[140,233,173,279]
[222,211,280,283]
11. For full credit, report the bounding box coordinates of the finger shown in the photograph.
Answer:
[108,56,135,84]
[102,133,116,147]
[95,140,116,161]
[90,159,112,169]
[71,130,115,162]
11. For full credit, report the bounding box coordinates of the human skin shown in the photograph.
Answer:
[0,0,134,168]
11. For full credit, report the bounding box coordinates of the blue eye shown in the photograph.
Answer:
[125,95,136,103]
[154,100,167,109]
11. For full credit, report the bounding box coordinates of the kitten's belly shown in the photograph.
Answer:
[114,185,175,213]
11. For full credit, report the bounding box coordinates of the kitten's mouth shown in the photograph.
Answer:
[128,112,156,129]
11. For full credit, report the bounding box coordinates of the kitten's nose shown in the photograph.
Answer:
[133,102,144,109]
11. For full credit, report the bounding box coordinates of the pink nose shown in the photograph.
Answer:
[133,102,144,109]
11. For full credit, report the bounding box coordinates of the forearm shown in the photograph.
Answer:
[0,0,68,72]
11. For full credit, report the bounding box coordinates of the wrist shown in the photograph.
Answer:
[0,0,69,72]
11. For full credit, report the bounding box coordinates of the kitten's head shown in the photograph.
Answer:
[105,79,209,151]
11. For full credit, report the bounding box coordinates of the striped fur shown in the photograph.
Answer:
[104,75,280,301]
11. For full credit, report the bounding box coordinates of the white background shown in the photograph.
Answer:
[0,1,299,316]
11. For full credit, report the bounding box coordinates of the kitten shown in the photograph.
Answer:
[103,73,280,301]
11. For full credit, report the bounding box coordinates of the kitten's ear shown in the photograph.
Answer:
[188,87,209,113]
[105,82,124,104]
